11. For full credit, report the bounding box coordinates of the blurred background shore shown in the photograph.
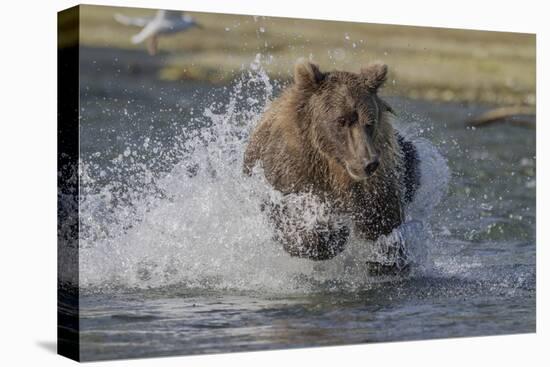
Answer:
[61,5,535,106]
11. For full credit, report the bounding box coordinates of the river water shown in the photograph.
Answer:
[66,49,535,361]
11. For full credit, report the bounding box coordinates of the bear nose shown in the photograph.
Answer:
[364,160,380,175]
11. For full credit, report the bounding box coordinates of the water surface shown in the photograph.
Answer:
[67,48,535,361]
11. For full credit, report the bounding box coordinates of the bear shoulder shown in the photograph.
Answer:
[243,91,312,192]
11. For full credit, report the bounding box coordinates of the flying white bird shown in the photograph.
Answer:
[114,10,201,55]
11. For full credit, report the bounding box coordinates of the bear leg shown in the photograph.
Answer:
[396,133,420,204]
[281,223,350,261]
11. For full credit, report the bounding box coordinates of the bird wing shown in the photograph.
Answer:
[131,20,160,44]
[114,13,152,27]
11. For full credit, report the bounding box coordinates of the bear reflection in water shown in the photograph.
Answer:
[243,60,419,275]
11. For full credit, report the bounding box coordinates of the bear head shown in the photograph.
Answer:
[293,60,396,182]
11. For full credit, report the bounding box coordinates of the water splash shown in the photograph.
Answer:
[76,56,450,294]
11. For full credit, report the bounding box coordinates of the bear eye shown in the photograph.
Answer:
[337,112,358,127]
[337,116,348,127]
[350,111,359,123]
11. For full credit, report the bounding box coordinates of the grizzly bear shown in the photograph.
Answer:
[243,60,419,274]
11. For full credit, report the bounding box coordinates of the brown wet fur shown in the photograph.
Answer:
[244,60,408,261]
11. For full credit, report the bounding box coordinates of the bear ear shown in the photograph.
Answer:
[361,63,388,93]
[294,59,325,90]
